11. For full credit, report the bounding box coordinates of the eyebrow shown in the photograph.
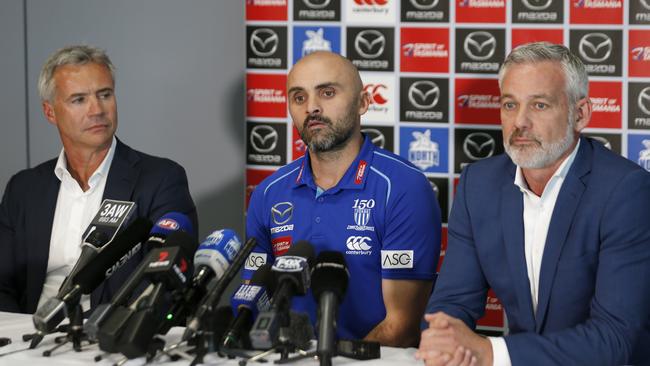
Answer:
[500,93,554,101]
[65,87,113,101]
[288,82,342,95]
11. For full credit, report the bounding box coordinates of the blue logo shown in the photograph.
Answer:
[628,134,650,172]
[399,126,448,173]
[293,26,341,64]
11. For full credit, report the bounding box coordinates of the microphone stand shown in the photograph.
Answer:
[42,303,94,356]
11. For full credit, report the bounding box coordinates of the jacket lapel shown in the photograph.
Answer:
[501,163,537,331]
[534,139,591,331]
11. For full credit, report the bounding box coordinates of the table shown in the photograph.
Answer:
[0,312,419,366]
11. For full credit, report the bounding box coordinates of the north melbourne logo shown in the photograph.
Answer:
[409,130,440,170]
[302,28,331,56]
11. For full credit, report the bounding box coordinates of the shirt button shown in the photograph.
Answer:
[318,197,324,203]
[315,217,321,223]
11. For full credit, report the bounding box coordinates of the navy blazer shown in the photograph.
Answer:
[429,137,650,365]
[0,139,197,314]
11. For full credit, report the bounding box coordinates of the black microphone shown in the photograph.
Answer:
[84,212,193,341]
[183,236,258,340]
[249,241,315,350]
[32,217,152,336]
[311,251,349,366]
[221,264,273,349]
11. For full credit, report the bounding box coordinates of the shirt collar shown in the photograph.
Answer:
[294,135,376,193]
[514,138,581,194]
[54,136,117,187]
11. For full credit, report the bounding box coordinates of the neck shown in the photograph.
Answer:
[63,143,111,191]
[310,133,363,191]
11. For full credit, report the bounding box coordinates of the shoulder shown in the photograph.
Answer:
[370,147,428,184]
[117,140,186,176]
[254,157,304,198]
[7,157,57,189]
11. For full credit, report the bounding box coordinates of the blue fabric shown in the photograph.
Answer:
[245,136,441,340]
[0,138,197,314]
[428,137,650,365]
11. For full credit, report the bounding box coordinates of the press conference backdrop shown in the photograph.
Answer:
[0,0,245,238]
[244,0,650,332]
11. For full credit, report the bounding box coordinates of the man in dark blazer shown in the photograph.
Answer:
[417,43,650,365]
[0,45,197,314]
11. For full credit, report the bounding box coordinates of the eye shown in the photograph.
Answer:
[98,90,113,99]
[321,88,335,98]
[292,93,306,104]
[534,102,548,110]
[501,101,516,111]
[71,96,85,104]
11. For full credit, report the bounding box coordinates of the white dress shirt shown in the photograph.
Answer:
[489,140,580,366]
[37,137,117,310]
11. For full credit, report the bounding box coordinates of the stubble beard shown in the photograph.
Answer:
[299,101,358,154]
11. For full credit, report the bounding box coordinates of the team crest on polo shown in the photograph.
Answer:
[347,198,375,232]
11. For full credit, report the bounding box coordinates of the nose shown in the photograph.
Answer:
[306,97,321,115]
[513,107,531,130]
[87,96,105,116]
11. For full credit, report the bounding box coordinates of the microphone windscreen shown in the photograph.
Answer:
[311,251,349,299]
[73,218,153,293]
[250,264,274,292]
[163,230,198,259]
[285,240,316,268]
[149,212,194,238]
[84,229,112,248]
[193,229,242,278]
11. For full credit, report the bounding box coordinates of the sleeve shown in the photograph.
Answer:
[380,171,441,281]
[504,169,650,365]
[0,174,22,312]
[426,165,490,328]
[243,184,274,281]
[488,337,512,366]
[147,162,198,243]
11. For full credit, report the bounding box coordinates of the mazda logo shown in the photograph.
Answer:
[355,30,386,59]
[250,28,279,57]
[361,128,386,148]
[250,125,278,153]
[639,86,650,116]
[271,202,293,225]
[464,31,497,61]
[428,180,440,198]
[463,132,496,160]
[589,135,612,150]
[408,80,440,110]
[303,0,331,8]
[578,33,613,63]
[642,0,650,11]
[409,0,439,9]
[521,0,553,10]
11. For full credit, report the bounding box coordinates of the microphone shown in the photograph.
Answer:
[84,212,194,340]
[183,236,258,340]
[111,231,196,359]
[311,251,349,366]
[249,241,315,350]
[32,218,152,336]
[162,229,243,331]
[222,264,273,349]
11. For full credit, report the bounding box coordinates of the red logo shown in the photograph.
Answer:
[400,28,449,73]
[246,0,287,21]
[247,73,287,118]
[353,0,387,4]
[629,30,650,77]
[456,0,506,23]
[158,251,169,262]
[588,81,622,129]
[355,160,368,184]
[364,84,388,105]
[292,126,307,161]
[511,29,563,49]
[570,0,622,24]
[246,169,275,208]
[179,258,188,273]
[454,78,501,125]
[272,236,292,256]
[477,289,505,328]
[157,219,179,231]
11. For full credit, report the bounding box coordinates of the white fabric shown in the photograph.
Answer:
[38,137,116,310]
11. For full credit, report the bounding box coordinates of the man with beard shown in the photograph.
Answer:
[0,45,197,314]
[417,42,650,366]
[245,51,441,347]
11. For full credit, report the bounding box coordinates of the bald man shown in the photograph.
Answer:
[244,51,441,347]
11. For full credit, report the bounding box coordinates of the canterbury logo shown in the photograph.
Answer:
[346,236,372,251]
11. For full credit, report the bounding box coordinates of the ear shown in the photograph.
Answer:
[357,90,370,116]
[574,97,592,132]
[42,101,57,126]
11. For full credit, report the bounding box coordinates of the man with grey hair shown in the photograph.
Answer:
[417,42,650,365]
[0,45,197,314]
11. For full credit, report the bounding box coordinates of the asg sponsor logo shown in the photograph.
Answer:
[571,30,621,76]
[345,236,373,255]
[402,0,447,21]
[347,27,393,71]
[381,250,414,269]
[457,29,504,74]
[271,202,293,224]
[247,122,286,165]
[514,0,561,23]
[247,26,286,69]
[573,0,622,9]
[295,0,339,20]
[245,252,267,271]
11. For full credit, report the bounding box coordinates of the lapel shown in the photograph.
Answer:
[534,138,591,332]
[500,162,537,331]
[26,166,60,312]
[91,139,141,306]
